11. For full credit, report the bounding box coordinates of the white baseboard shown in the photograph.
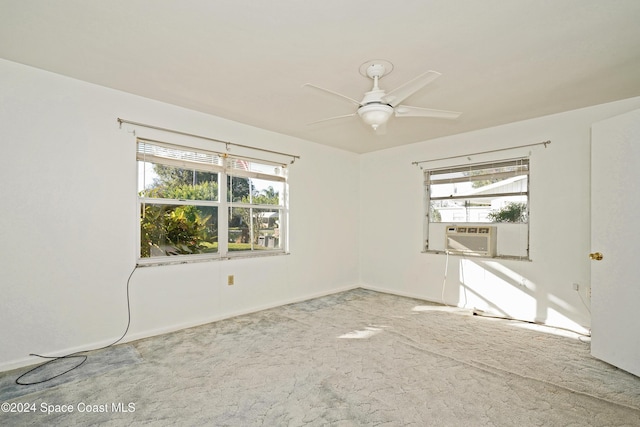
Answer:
[359,283,442,305]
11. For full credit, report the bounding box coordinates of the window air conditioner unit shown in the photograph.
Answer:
[445,225,497,257]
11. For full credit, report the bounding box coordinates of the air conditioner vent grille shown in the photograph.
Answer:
[445,225,497,257]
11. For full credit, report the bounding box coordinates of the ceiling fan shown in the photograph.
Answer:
[304,60,461,133]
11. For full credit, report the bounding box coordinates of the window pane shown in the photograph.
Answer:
[228,207,250,250]
[253,208,281,249]
[138,161,218,201]
[140,203,218,257]
[249,179,283,205]
[430,197,528,223]
[228,207,281,251]
[227,175,283,205]
[486,199,528,223]
[430,198,492,223]
[228,176,251,203]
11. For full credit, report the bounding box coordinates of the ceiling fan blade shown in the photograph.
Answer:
[303,83,361,106]
[394,105,462,119]
[307,113,357,126]
[382,70,441,107]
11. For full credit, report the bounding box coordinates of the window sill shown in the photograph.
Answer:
[422,250,531,262]
[136,250,290,267]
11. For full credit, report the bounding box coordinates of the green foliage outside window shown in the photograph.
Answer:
[141,204,214,257]
[140,173,219,257]
[487,202,528,223]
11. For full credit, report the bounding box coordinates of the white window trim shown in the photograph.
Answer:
[422,157,531,261]
[136,139,289,266]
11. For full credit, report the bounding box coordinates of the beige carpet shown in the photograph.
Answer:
[2,289,639,426]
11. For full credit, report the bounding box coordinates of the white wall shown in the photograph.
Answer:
[0,59,360,371]
[3,55,640,372]
[359,96,640,334]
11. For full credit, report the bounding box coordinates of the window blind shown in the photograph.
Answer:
[137,138,286,181]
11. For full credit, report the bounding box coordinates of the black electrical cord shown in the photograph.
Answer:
[15,265,137,386]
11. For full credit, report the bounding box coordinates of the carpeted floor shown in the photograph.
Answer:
[1,289,639,426]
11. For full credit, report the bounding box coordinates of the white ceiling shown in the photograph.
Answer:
[1,0,639,153]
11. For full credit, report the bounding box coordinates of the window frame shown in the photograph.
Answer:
[423,157,530,260]
[136,138,288,265]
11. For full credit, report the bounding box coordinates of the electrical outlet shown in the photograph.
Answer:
[227,275,234,286]
[572,283,580,291]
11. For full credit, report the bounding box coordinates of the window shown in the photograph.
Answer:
[137,139,287,263]
[424,158,530,259]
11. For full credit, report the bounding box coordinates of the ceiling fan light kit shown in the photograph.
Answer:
[357,103,393,130]
[305,59,461,133]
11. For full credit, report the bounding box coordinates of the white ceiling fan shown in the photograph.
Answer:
[304,60,461,134]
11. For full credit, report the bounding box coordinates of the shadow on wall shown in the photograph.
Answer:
[444,257,590,335]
